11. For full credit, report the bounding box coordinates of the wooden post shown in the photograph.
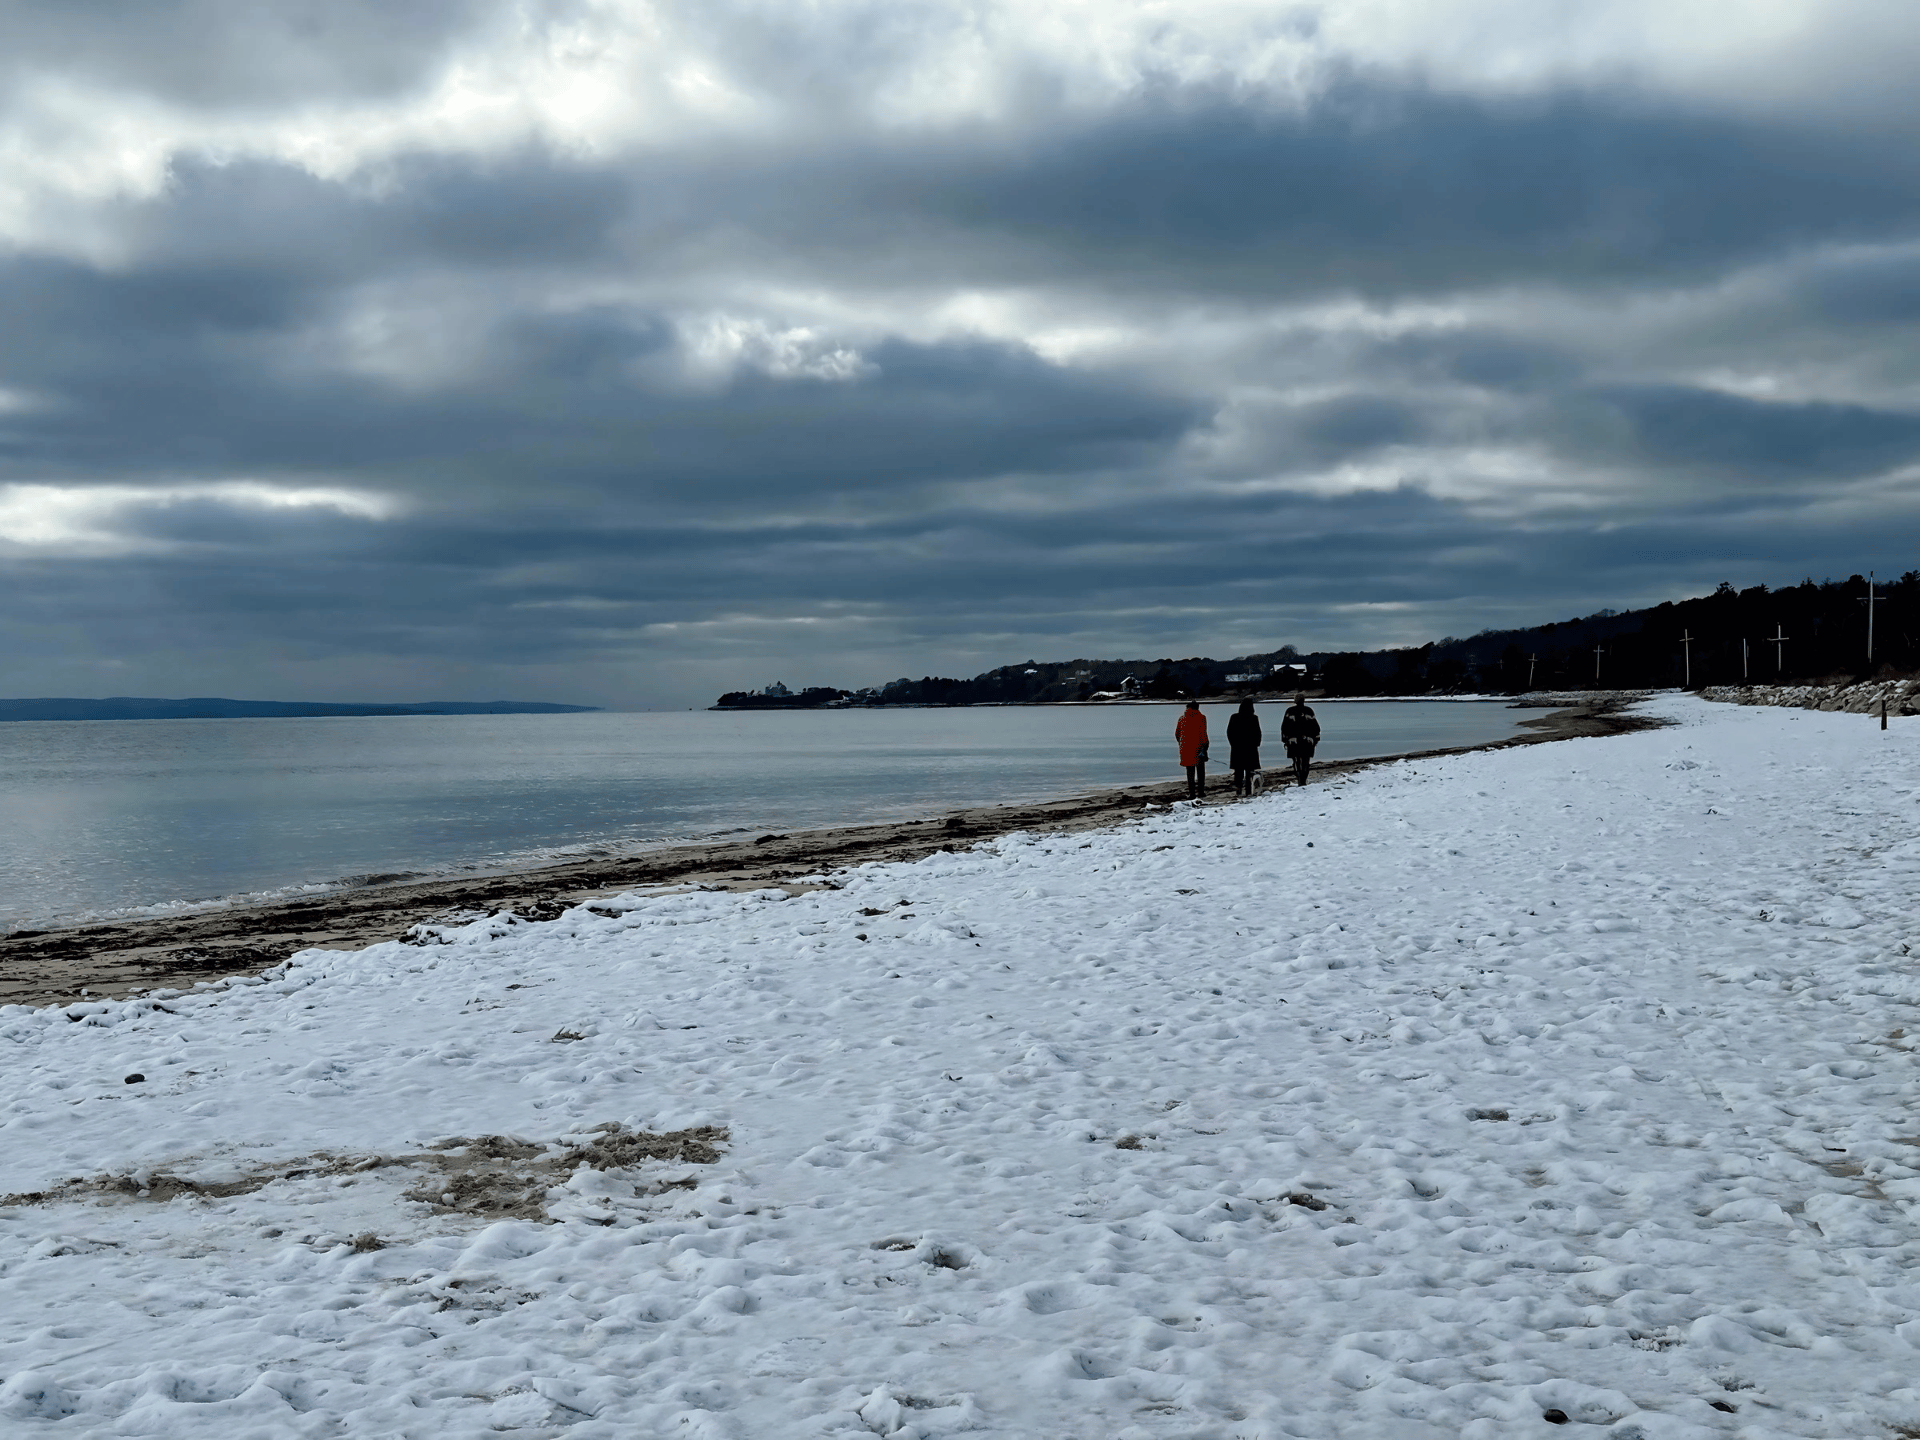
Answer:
[1883,697,1889,730]
[1770,625,1789,675]
[1680,630,1694,688]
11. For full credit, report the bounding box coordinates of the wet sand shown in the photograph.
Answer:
[1,701,1653,1008]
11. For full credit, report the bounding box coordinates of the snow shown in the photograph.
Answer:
[3,694,1919,1438]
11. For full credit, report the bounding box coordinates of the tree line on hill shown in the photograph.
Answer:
[714,571,1918,707]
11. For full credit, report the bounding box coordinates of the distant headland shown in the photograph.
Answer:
[713,571,1916,709]
[0,697,600,722]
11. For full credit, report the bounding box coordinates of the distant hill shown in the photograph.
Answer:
[0,697,600,722]
[715,570,1918,706]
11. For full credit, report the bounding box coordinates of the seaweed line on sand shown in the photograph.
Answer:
[0,1123,726,1225]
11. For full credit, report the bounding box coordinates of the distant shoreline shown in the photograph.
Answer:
[711,692,1562,711]
[0,697,599,723]
[0,699,1656,1009]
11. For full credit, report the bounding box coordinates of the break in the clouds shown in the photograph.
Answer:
[2,1,1918,708]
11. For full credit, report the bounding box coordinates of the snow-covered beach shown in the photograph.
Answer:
[3,694,1917,1438]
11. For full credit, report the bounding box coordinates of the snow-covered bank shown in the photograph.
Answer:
[3,695,1918,1438]
[1700,679,1920,717]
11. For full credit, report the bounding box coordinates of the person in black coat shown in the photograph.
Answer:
[1280,693,1320,786]
[1226,699,1262,796]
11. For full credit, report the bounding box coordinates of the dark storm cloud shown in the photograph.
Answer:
[1371,328,1584,394]
[859,87,1920,295]
[1294,395,1429,456]
[11,475,1884,676]
[4,15,1920,706]
[4,444,1907,707]
[0,251,1197,494]
[6,484,1488,664]
[17,86,1920,329]
[1802,249,1920,326]
[67,82,1920,303]
[128,155,640,273]
[1595,386,1920,481]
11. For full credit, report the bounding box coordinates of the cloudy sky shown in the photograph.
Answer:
[2,0,1917,708]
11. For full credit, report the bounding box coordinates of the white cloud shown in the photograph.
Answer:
[0,386,51,415]
[669,314,873,387]
[0,482,401,555]
[323,278,510,391]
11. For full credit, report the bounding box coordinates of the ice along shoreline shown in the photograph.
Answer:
[0,699,1654,1009]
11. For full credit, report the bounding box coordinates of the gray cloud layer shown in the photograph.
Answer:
[2,1,1918,706]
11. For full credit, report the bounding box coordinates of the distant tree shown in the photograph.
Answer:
[1498,643,1525,691]
[1145,666,1185,699]
[1389,647,1429,693]
[719,566,1918,710]
[1320,653,1376,696]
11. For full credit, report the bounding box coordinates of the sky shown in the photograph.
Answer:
[2,0,1918,709]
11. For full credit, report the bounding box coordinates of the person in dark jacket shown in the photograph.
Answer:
[1226,699,1262,796]
[1280,693,1320,787]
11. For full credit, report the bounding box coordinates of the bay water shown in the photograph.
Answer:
[0,701,1524,933]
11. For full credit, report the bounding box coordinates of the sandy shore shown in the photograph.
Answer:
[0,700,1652,1008]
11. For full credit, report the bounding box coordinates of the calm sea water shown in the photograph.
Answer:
[0,701,1523,932]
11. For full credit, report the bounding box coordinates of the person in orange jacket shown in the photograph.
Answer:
[1174,700,1209,802]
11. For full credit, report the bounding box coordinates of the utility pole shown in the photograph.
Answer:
[1680,630,1695,688]
[1770,625,1789,675]
[1866,571,1878,664]
[1742,637,1749,681]
[1527,653,1538,689]
[1592,643,1605,685]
